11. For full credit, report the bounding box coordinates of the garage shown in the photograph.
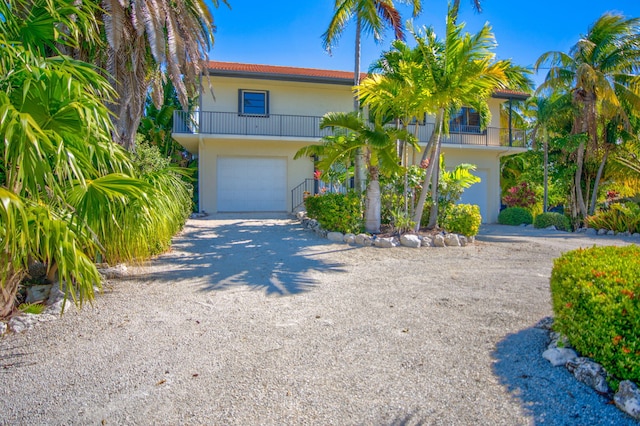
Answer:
[217,157,287,212]
[458,169,488,223]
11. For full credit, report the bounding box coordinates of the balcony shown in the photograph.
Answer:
[173,111,527,148]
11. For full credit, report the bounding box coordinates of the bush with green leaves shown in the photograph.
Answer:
[498,207,533,226]
[502,182,538,209]
[551,246,640,388]
[442,204,482,237]
[534,212,571,231]
[586,202,640,233]
[304,192,362,234]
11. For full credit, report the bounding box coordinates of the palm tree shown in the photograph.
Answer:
[407,6,529,230]
[535,13,640,219]
[295,111,415,233]
[323,0,422,193]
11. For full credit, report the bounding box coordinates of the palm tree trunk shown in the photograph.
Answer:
[426,140,442,229]
[574,140,588,217]
[353,16,366,193]
[364,166,381,233]
[589,147,609,215]
[1,263,24,319]
[543,133,549,213]
[413,109,444,230]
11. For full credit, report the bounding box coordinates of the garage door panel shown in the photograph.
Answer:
[217,157,287,212]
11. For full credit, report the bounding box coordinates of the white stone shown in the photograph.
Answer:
[400,234,421,248]
[542,347,578,367]
[296,211,306,220]
[598,228,608,235]
[607,230,615,236]
[99,264,128,279]
[444,233,460,247]
[420,236,433,247]
[433,234,446,247]
[614,380,640,420]
[545,225,557,230]
[8,314,40,334]
[585,228,598,235]
[26,284,52,304]
[355,234,370,246]
[327,232,344,242]
[0,322,6,336]
[374,237,396,248]
[566,357,611,394]
[343,233,356,244]
[459,236,468,247]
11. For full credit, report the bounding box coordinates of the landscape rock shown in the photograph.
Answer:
[534,316,554,330]
[8,314,40,334]
[327,232,344,242]
[0,322,6,336]
[548,331,571,350]
[27,261,47,280]
[444,233,460,247]
[458,236,468,247]
[542,347,578,367]
[433,234,446,247]
[355,234,372,246]
[614,380,640,420]
[585,228,598,235]
[45,285,66,315]
[25,284,53,304]
[607,230,615,236]
[343,233,356,244]
[633,233,640,238]
[296,211,306,220]
[545,225,557,230]
[99,264,128,279]
[315,229,327,238]
[374,237,397,248]
[598,228,608,235]
[566,357,611,395]
[420,236,433,247]
[400,234,421,248]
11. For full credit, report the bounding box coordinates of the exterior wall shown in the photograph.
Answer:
[202,76,354,117]
[198,136,315,214]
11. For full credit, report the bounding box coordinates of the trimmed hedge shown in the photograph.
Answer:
[534,212,571,231]
[442,204,481,237]
[551,246,640,388]
[304,192,363,234]
[498,207,533,226]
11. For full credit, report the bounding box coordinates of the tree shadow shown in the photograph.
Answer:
[492,327,637,425]
[132,218,349,296]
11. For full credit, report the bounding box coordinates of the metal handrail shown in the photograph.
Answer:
[173,110,527,148]
[291,178,315,211]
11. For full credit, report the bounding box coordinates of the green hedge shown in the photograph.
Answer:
[304,192,363,234]
[534,212,571,231]
[551,246,640,388]
[442,204,481,237]
[498,207,533,226]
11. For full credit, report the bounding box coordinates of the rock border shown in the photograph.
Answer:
[536,317,640,420]
[295,211,474,249]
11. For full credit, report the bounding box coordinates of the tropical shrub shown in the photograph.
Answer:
[502,182,538,210]
[586,203,640,234]
[304,192,362,234]
[551,246,640,388]
[534,212,571,231]
[442,204,481,237]
[498,207,533,226]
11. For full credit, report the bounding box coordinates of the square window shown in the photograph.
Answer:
[239,90,268,116]
[449,107,481,133]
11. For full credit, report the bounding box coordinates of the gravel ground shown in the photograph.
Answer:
[1,218,638,425]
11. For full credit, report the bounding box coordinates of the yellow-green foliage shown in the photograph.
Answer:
[498,207,533,226]
[586,203,640,233]
[534,212,571,231]
[442,204,481,237]
[551,246,640,388]
[304,193,362,234]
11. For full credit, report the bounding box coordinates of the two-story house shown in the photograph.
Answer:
[172,61,528,223]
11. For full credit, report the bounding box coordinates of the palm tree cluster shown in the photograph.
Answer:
[309,2,530,233]
[524,13,640,223]
[0,0,211,317]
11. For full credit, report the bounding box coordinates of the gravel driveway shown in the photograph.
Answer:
[1,218,637,425]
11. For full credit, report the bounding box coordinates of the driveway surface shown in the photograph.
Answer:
[0,218,637,425]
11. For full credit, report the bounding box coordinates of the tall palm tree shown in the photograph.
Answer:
[535,13,640,219]
[407,6,529,230]
[323,0,421,193]
[295,111,415,233]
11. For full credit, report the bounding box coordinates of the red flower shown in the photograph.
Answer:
[314,170,322,180]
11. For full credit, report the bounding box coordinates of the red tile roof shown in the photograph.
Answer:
[208,61,367,83]
[208,61,530,98]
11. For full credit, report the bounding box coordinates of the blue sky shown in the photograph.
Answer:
[211,1,640,87]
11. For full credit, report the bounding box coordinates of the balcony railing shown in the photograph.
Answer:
[173,110,527,148]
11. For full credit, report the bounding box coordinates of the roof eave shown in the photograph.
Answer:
[205,69,356,86]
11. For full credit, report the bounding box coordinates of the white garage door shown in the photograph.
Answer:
[458,169,488,223]
[217,157,287,212]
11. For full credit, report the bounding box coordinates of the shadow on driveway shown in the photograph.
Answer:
[134,218,349,296]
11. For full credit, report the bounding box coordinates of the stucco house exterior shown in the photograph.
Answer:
[172,61,528,223]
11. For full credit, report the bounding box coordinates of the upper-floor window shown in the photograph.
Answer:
[239,89,269,116]
[449,107,482,133]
